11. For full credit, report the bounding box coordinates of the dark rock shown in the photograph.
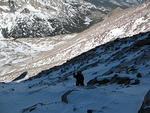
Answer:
[73,107,77,111]
[87,78,99,86]
[13,71,28,81]
[117,77,131,85]
[22,103,44,113]
[61,90,77,104]
[138,90,150,113]
[87,109,93,113]
[111,75,131,85]
[134,39,150,47]
[111,74,119,82]
[87,74,140,86]
[137,73,142,78]
[131,79,140,85]
[21,8,30,13]
[11,88,15,91]
[98,78,110,85]
[139,108,150,113]
[87,77,110,86]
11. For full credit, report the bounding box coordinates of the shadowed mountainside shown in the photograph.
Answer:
[22,31,150,83]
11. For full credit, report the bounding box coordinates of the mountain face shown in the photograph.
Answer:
[0,10,150,113]
[0,2,149,113]
[0,2,149,81]
[0,0,93,38]
[0,0,146,39]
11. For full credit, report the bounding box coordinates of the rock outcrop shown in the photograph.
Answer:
[138,90,150,113]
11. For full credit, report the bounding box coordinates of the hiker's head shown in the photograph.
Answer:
[77,70,82,74]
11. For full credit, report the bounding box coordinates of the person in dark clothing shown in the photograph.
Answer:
[73,71,84,86]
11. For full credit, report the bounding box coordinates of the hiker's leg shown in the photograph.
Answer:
[76,81,79,86]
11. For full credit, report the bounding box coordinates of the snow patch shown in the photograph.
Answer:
[84,17,92,25]
[132,17,149,31]
[61,34,77,40]
[0,6,9,11]
[24,4,40,12]
[110,28,125,37]
[0,30,5,40]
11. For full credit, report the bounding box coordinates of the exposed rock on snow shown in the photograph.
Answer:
[87,74,140,86]
[138,90,150,113]
[61,90,77,104]
[0,2,149,113]
[12,71,28,82]
[0,31,150,113]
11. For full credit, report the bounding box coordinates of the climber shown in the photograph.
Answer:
[73,71,84,86]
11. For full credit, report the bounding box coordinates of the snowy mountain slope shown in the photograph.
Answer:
[0,2,149,82]
[0,2,150,113]
[0,0,95,38]
[0,34,77,76]
[0,0,147,39]
[0,31,150,113]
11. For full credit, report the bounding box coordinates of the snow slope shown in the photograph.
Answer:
[0,2,149,113]
[0,30,150,113]
[0,34,77,76]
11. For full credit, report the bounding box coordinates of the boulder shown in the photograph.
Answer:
[87,74,140,86]
[87,77,110,86]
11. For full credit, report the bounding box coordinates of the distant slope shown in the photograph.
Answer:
[0,0,147,39]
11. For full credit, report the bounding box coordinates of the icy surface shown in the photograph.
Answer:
[84,17,92,25]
